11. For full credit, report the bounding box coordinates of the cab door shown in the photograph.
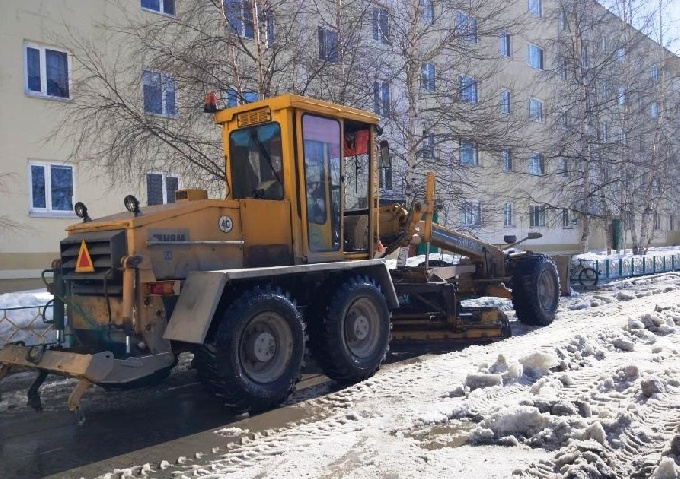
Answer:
[299,113,343,263]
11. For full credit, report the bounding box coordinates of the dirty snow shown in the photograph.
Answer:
[1,255,680,478]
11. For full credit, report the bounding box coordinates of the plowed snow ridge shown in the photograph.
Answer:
[156,273,680,479]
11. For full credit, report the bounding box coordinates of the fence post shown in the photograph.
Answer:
[605,259,609,279]
[642,257,646,275]
[619,258,623,277]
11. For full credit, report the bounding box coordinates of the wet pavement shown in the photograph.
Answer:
[0,371,331,479]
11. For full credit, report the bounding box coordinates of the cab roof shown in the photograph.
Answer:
[213,94,380,126]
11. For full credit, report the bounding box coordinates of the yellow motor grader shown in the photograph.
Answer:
[0,94,559,414]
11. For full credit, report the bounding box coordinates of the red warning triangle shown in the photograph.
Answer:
[75,240,95,273]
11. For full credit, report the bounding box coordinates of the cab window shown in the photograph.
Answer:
[302,115,341,252]
[229,122,284,200]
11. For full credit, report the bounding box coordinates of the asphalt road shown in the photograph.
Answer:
[0,366,335,479]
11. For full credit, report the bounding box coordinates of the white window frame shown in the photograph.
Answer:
[142,69,177,118]
[529,152,544,175]
[460,199,481,226]
[140,0,175,16]
[318,27,338,63]
[616,47,625,62]
[527,43,544,70]
[455,11,477,44]
[617,87,625,106]
[372,6,390,45]
[421,63,436,92]
[650,101,659,118]
[528,0,542,17]
[459,139,478,165]
[28,160,76,218]
[501,148,512,171]
[529,204,546,227]
[420,0,434,25]
[459,75,478,104]
[24,42,72,100]
[529,98,543,122]
[503,202,513,227]
[373,80,390,117]
[500,89,511,114]
[651,65,660,82]
[499,32,511,57]
[225,0,255,39]
[146,172,181,205]
[422,130,435,158]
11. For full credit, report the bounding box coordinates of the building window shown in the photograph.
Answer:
[500,90,511,114]
[529,98,543,122]
[562,208,571,228]
[670,215,675,231]
[529,204,546,227]
[147,172,179,205]
[527,43,544,70]
[499,32,511,57]
[459,139,478,165]
[560,110,569,128]
[141,0,175,16]
[651,65,660,82]
[225,88,258,107]
[559,158,569,177]
[529,152,544,175]
[225,0,254,38]
[422,131,435,158]
[379,165,393,190]
[420,0,434,24]
[421,63,436,92]
[650,101,659,118]
[143,70,176,117]
[373,6,390,44]
[654,212,661,230]
[28,161,74,215]
[616,47,625,62]
[455,11,477,43]
[503,202,513,227]
[600,122,609,142]
[460,200,481,226]
[501,149,512,171]
[24,43,70,99]
[318,27,338,63]
[373,80,390,117]
[459,75,477,103]
[559,10,568,31]
[528,0,542,16]
[617,87,625,106]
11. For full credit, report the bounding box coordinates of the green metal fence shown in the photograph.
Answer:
[573,253,680,282]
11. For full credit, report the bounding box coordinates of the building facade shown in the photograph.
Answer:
[0,0,678,292]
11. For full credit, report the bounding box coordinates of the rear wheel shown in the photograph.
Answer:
[511,254,560,326]
[578,267,599,288]
[309,276,390,383]
[195,286,306,413]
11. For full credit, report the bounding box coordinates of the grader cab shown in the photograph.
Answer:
[0,94,559,415]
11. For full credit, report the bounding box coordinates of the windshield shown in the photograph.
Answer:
[229,122,284,200]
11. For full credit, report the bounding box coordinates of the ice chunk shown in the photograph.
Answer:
[520,351,559,377]
[465,373,503,390]
[651,457,679,479]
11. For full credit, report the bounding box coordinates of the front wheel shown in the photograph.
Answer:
[578,267,599,288]
[195,286,306,413]
[309,276,391,383]
[511,254,560,326]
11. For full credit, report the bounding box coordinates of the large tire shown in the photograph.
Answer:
[511,254,560,326]
[195,285,306,413]
[309,276,391,383]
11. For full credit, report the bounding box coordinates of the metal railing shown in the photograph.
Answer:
[572,253,680,282]
[0,303,55,349]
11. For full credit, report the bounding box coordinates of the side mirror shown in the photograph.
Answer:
[527,232,542,239]
[503,235,517,244]
[379,140,391,169]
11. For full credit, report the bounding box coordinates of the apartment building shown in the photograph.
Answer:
[0,0,185,292]
[0,0,678,292]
